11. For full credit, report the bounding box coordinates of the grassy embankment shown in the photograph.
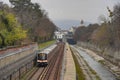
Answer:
[38,40,55,49]
[71,48,85,80]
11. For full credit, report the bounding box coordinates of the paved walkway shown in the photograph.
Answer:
[64,43,76,80]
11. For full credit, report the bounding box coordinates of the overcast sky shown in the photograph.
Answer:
[0,0,120,29]
[31,0,119,23]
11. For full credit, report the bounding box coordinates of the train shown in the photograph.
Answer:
[37,52,48,67]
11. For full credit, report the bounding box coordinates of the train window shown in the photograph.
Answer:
[41,54,45,60]
[38,53,47,60]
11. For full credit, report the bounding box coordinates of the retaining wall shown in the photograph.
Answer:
[77,42,120,67]
[0,43,38,80]
[0,43,38,69]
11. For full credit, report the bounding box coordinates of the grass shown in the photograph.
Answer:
[38,40,55,49]
[71,49,85,80]
[98,60,105,65]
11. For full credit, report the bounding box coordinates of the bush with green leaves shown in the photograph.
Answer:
[0,10,26,47]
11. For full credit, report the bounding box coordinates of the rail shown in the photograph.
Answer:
[25,42,64,80]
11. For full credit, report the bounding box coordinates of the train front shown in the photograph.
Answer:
[37,53,48,66]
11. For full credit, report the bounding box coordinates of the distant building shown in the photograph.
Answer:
[54,30,68,41]
[54,31,64,39]
[54,26,77,43]
[69,26,77,34]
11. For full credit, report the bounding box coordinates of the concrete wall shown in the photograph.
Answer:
[103,49,120,66]
[0,43,38,69]
[77,42,120,67]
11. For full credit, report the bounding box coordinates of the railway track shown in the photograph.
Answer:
[39,43,64,80]
[23,43,64,80]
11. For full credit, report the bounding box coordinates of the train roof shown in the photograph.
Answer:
[37,50,48,54]
[37,44,57,54]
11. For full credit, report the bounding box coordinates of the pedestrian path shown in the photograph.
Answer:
[64,43,76,80]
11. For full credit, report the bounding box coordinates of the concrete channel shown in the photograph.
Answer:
[71,45,117,80]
